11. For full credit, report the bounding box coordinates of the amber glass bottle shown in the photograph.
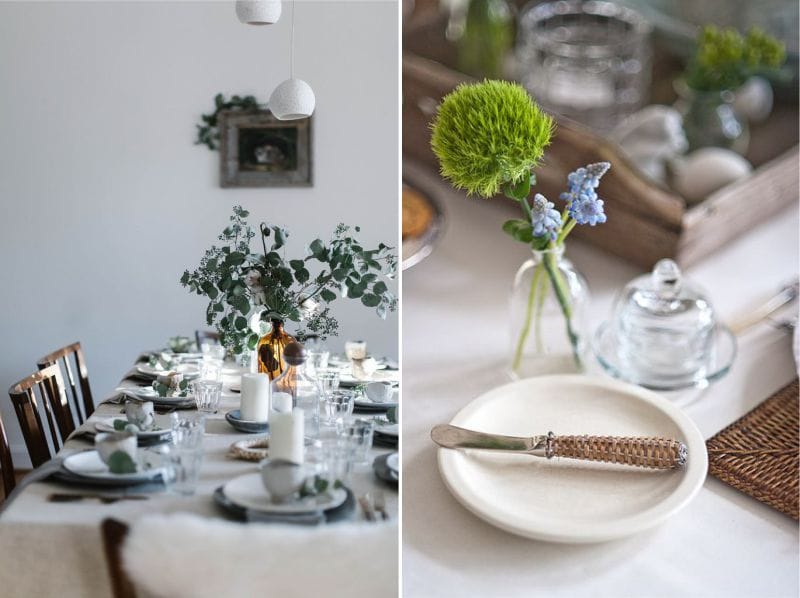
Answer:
[257,319,296,380]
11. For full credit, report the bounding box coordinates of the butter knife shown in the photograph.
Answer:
[431,424,687,470]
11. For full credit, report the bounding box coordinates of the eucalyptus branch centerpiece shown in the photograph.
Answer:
[181,206,397,374]
[430,80,611,376]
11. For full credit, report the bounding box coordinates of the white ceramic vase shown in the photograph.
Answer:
[269,78,315,120]
[235,0,281,25]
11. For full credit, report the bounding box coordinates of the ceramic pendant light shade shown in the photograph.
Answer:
[235,0,281,25]
[269,78,315,120]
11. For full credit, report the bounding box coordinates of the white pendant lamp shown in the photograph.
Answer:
[269,1,315,121]
[236,0,281,25]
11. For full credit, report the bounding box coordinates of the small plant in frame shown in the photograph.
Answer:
[195,93,312,187]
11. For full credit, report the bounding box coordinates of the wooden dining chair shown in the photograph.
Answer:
[101,519,136,598]
[37,341,95,425]
[8,365,69,467]
[195,329,220,348]
[0,407,16,498]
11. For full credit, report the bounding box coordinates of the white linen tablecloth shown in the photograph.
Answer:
[0,368,398,598]
[402,165,799,598]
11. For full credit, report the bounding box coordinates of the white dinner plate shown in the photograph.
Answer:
[223,473,347,514]
[94,417,171,439]
[437,375,707,544]
[136,363,201,379]
[62,451,165,483]
[386,453,399,473]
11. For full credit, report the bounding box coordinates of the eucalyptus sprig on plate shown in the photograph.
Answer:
[181,206,398,356]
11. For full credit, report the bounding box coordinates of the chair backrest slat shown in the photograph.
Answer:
[8,365,65,467]
[0,408,15,497]
[195,330,220,348]
[37,341,95,429]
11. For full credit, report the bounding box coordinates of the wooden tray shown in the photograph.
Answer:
[402,8,799,269]
[706,379,799,520]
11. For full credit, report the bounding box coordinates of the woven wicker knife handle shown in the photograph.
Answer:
[547,434,687,470]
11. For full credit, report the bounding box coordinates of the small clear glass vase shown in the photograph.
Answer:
[674,80,749,154]
[509,247,590,379]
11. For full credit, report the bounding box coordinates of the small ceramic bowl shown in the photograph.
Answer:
[259,459,311,504]
[95,432,137,465]
[365,381,394,403]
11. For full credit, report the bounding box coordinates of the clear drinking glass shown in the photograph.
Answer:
[315,368,341,398]
[516,0,651,132]
[200,343,226,381]
[321,391,355,426]
[341,418,375,466]
[305,350,330,379]
[165,413,206,496]
[192,380,222,413]
[307,435,351,486]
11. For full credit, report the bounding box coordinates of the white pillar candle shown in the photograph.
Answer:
[271,391,293,414]
[240,373,270,422]
[270,407,304,464]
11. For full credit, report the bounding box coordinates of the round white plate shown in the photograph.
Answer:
[386,453,399,473]
[62,451,164,483]
[136,363,201,379]
[375,423,399,437]
[223,473,347,514]
[94,418,170,439]
[438,375,707,544]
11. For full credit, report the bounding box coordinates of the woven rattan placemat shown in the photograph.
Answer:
[706,378,799,520]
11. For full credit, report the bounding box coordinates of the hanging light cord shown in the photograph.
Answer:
[290,0,295,79]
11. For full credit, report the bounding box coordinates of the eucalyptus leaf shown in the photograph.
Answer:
[108,451,137,475]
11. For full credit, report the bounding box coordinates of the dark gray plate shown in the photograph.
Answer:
[213,486,356,524]
[225,410,270,434]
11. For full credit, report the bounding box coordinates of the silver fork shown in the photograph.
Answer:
[372,491,389,521]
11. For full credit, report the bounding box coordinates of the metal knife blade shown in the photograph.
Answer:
[431,424,548,456]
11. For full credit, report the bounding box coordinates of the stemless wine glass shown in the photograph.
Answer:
[165,413,206,496]
[192,380,222,413]
[341,418,375,466]
[516,0,651,132]
[321,390,355,426]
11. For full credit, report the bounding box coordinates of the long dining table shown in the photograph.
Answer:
[0,357,398,597]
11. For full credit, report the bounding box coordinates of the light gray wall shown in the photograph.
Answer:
[0,1,398,465]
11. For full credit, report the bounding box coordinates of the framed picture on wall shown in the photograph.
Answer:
[218,110,312,187]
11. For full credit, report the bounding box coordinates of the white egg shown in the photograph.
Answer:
[671,148,753,204]
[734,76,773,123]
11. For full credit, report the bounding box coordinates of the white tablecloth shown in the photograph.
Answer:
[402,166,799,598]
[0,367,398,597]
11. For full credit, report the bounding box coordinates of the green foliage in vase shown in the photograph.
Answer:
[195,93,261,150]
[430,80,554,198]
[181,206,397,355]
[457,0,514,79]
[685,26,786,92]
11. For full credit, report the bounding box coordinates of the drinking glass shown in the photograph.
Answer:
[321,391,355,426]
[200,343,226,381]
[307,431,351,485]
[165,413,206,496]
[341,418,375,466]
[315,368,341,398]
[192,380,222,413]
[305,349,330,378]
[516,0,651,132]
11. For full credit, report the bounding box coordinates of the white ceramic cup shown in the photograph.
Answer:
[366,381,394,403]
[95,432,137,465]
